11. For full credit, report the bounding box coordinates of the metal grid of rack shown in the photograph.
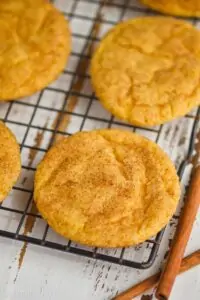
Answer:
[0,0,199,269]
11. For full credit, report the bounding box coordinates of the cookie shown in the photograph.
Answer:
[141,0,200,17]
[34,129,180,247]
[0,121,21,202]
[91,17,200,126]
[0,0,71,101]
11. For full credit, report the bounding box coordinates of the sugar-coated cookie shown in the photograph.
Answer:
[0,121,21,202]
[0,0,71,100]
[91,17,200,126]
[34,129,180,247]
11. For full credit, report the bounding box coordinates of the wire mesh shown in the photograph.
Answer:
[0,0,199,269]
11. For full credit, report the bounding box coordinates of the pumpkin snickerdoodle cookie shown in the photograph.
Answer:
[141,0,200,17]
[34,129,180,248]
[0,0,71,101]
[91,17,200,126]
[0,121,21,202]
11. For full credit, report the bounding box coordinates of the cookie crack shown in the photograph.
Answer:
[113,24,190,56]
[98,134,131,181]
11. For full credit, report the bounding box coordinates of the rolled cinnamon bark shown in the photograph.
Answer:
[113,250,200,300]
[156,165,200,300]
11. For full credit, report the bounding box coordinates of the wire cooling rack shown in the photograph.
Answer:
[0,0,200,269]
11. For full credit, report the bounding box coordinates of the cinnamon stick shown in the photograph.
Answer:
[113,249,200,300]
[156,165,200,300]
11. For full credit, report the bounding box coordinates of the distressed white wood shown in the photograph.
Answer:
[0,229,200,300]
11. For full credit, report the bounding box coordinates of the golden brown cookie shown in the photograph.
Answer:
[141,0,200,17]
[34,129,180,248]
[0,121,21,202]
[0,0,71,101]
[91,17,200,126]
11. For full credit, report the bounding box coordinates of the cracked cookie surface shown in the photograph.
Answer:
[141,0,200,17]
[91,17,200,126]
[0,0,71,101]
[34,129,180,247]
[0,121,21,202]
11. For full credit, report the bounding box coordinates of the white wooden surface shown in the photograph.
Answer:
[0,0,200,299]
[0,225,200,300]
